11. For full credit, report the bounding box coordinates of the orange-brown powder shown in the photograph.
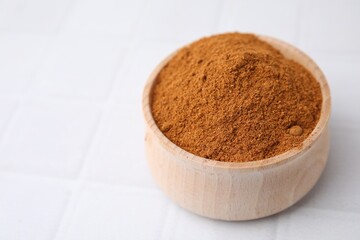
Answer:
[151,33,322,162]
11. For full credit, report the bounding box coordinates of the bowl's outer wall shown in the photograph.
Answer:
[145,124,329,220]
[143,36,331,220]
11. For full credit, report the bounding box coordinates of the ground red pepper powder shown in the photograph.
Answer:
[150,33,322,162]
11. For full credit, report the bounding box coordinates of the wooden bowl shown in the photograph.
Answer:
[142,36,331,221]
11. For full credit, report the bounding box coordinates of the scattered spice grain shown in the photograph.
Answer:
[151,33,322,162]
[289,125,303,136]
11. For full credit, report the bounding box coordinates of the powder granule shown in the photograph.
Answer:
[151,33,322,162]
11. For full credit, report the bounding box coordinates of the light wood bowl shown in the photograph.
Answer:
[142,36,331,221]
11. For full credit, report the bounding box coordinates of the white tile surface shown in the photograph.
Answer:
[298,125,360,213]
[163,205,276,240]
[117,40,180,104]
[299,0,360,52]
[0,0,360,239]
[277,207,360,240]
[218,0,300,44]
[32,36,126,100]
[63,183,168,240]
[0,98,17,136]
[0,99,100,178]
[61,0,145,37]
[315,54,360,123]
[87,102,155,188]
[86,40,181,188]
[0,173,71,240]
[137,0,220,42]
[0,34,49,95]
[0,0,73,34]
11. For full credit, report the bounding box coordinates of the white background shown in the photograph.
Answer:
[0,0,360,239]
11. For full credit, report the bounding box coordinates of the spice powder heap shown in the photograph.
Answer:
[151,33,322,162]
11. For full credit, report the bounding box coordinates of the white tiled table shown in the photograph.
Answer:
[0,0,359,239]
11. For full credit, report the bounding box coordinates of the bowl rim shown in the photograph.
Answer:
[142,34,331,170]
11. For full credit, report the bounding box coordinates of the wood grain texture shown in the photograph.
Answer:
[142,35,331,221]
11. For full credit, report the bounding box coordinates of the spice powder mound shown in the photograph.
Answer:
[150,33,322,162]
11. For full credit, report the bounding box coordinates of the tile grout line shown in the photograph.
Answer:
[128,0,150,43]
[51,113,102,239]
[0,167,158,192]
[274,212,289,240]
[20,1,113,238]
[0,2,114,237]
[0,102,22,170]
[51,96,107,240]
[0,32,56,172]
[23,34,57,95]
[293,0,303,46]
[52,0,80,35]
[158,204,179,240]
[212,0,227,33]
[295,205,360,217]
[52,39,134,240]
[0,171,75,186]
[0,26,59,170]
[273,215,281,240]
[0,22,60,162]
